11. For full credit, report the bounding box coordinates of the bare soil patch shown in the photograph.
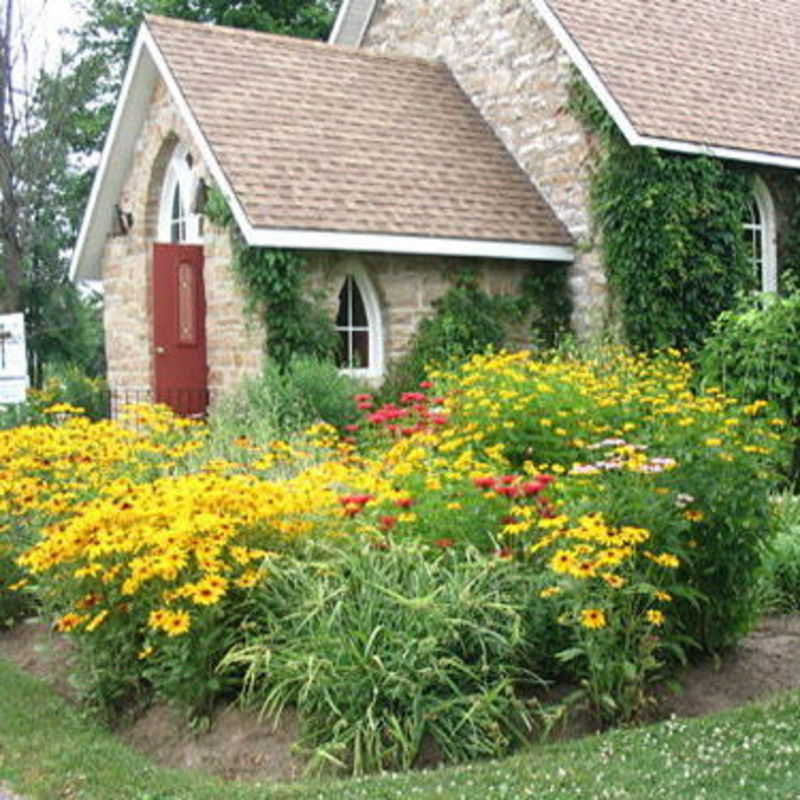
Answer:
[3,615,800,783]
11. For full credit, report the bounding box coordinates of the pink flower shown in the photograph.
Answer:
[419,380,433,389]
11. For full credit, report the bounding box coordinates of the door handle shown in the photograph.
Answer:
[155,346,166,355]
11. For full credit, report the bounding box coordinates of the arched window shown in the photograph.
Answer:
[743,177,777,292]
[334,270,383,379]
[158,144,201,244]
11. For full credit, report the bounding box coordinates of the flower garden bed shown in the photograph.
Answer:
[0,347,787,776]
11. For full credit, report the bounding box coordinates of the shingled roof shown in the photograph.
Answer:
[535,0,800,167]
[71,15,572,280]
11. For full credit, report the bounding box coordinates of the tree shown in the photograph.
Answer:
[0,0,104,382]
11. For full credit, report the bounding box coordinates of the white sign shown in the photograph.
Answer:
[0,313,28,404]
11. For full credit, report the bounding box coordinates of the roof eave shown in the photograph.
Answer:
[328,0,377,47]
[69,30,155,282]
[245,227,574,261]
[70,19,256,282]
[531,0,800,171]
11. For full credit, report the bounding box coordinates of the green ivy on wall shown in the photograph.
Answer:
[204,186,338,369]
[568,76,756,352]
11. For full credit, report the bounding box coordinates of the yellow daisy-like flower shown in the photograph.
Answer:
[85,609,110,632]
[580,608,607,629]
[550,549,576,574]
[54,612,86,632]
[653,590,672,602]
[646,609,665,626]
[137,645,154,660]
[539,586,562,599]
[601,573,625,589]
[683,510,704,522]
[163,610,191,637]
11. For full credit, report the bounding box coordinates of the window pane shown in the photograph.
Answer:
[353,330,369,368]
[336,278,350,327]
[351,280,368,326]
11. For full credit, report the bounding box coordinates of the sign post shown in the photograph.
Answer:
[0,313,29,404]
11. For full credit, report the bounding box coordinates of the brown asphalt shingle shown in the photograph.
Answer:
[543,0,800,160]
[145,15,571,247]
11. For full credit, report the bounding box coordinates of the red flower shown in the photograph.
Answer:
[430,415,449,425]
[379,515,397,531]
[498,474,517,484]
[338,494,374,506]
[401,427,418,437]
[344,424,359,432]
[357,401,373,410]
[521,481,545,496]
[395,497,415,508]
[501,515,519,525]
[354,393,373,404]
[419,380,433,389]
[434,538,455,549]
[495,485,520,498]
[400,391,427,404]
[473,476,496,489]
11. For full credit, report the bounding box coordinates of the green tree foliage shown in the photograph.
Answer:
[0,2,104,381]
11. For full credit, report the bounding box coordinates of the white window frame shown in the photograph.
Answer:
[158,143,202,244]
[334,264,384,381]
[744,177,777,293]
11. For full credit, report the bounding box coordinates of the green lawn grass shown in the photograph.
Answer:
[1,657,799,800]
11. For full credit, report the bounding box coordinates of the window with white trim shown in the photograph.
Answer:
[158,144,202,244]
[743,177,777,292]
[334,270,383,379]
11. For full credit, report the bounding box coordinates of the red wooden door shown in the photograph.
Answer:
[152,243,208,416]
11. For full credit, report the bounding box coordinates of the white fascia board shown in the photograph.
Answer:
[140,23,254,239]
[328,0,377,47]
[70,32,155,281]
[245,227,574,262]
[531,0,800,172]
[328,0,353,43]
[626,134,800,172]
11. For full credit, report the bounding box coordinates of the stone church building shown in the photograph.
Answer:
[70,1,800,414]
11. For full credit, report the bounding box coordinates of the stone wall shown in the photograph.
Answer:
[102,78,261,399]
[306,250,537,371]
[362,0,607,334]
[103,75,562,401]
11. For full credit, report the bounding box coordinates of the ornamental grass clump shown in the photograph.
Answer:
[221,540,549,776]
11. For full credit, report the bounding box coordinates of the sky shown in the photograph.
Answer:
[16,0,86,80]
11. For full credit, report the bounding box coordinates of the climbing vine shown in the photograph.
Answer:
[568,75,756,352]
[204,186,337,369]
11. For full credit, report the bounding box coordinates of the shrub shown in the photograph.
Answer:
[222,541,549,775]
[758,493,800,613]
[208,357,363,454]
[377,271,520,401]
[699,289,800,482]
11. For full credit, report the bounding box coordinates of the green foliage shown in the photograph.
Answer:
[699,289,800,423]
[207,356,363,451]
[378,270,521,400]
[520,262,573,347]
[568,77,755,352]
[698,289,800,483]
[222,541,547,775]
[205,187,338,368]
[758,493,800,613]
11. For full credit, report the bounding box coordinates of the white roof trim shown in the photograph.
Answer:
[531,0,800,172]
[329,0,377,47]
[244,227,573,261]
[71,17,574,281]
[69,31,152,281]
